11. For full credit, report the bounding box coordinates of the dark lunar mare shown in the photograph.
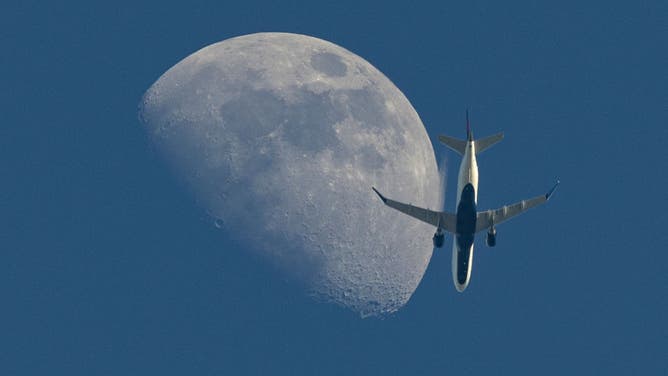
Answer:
[455,184,477,285]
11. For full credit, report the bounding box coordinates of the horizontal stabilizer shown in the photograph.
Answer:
[438,135,467,155]
[439,132,503,155]
[475,132,504,154]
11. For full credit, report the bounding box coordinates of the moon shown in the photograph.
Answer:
[139,33,440,316]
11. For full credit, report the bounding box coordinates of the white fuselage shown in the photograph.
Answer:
[452,141,479,291]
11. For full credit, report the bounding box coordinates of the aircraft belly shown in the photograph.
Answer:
[452,182,477,292]
[452,236,474,291]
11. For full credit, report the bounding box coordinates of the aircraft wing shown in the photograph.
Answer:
[372,187,457,233]
[475,181,560,233]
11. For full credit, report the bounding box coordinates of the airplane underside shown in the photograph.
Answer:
[454,234,474,287]
[453,183,477,290]
[372,110,558,292]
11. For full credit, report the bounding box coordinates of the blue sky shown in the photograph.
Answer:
[3,1,666,374]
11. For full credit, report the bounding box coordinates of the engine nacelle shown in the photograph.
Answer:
[433,231,445,248]
[486,227,497,247]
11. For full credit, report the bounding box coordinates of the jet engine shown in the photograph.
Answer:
[486,226,497,247]
[433,230,445,248]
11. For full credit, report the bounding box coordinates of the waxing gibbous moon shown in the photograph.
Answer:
[139,33,440,316]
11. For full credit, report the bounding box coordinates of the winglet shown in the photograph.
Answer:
[466,109,473,141]
[372,187,387,203]
[545,180,560,200]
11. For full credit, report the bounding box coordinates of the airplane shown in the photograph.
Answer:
[372,111,559,292]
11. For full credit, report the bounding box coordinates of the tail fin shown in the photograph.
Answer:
[438,133,503,155]
[439,110,504,155]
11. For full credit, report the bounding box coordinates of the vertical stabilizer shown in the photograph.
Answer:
[466,109,473,141]
[438,110,470,155]
[439,110,504,155]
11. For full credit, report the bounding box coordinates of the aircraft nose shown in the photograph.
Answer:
[454,281,469,292]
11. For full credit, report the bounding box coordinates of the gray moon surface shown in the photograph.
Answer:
[139,33,440,316]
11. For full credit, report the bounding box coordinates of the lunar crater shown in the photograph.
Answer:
[310,51,348,77]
